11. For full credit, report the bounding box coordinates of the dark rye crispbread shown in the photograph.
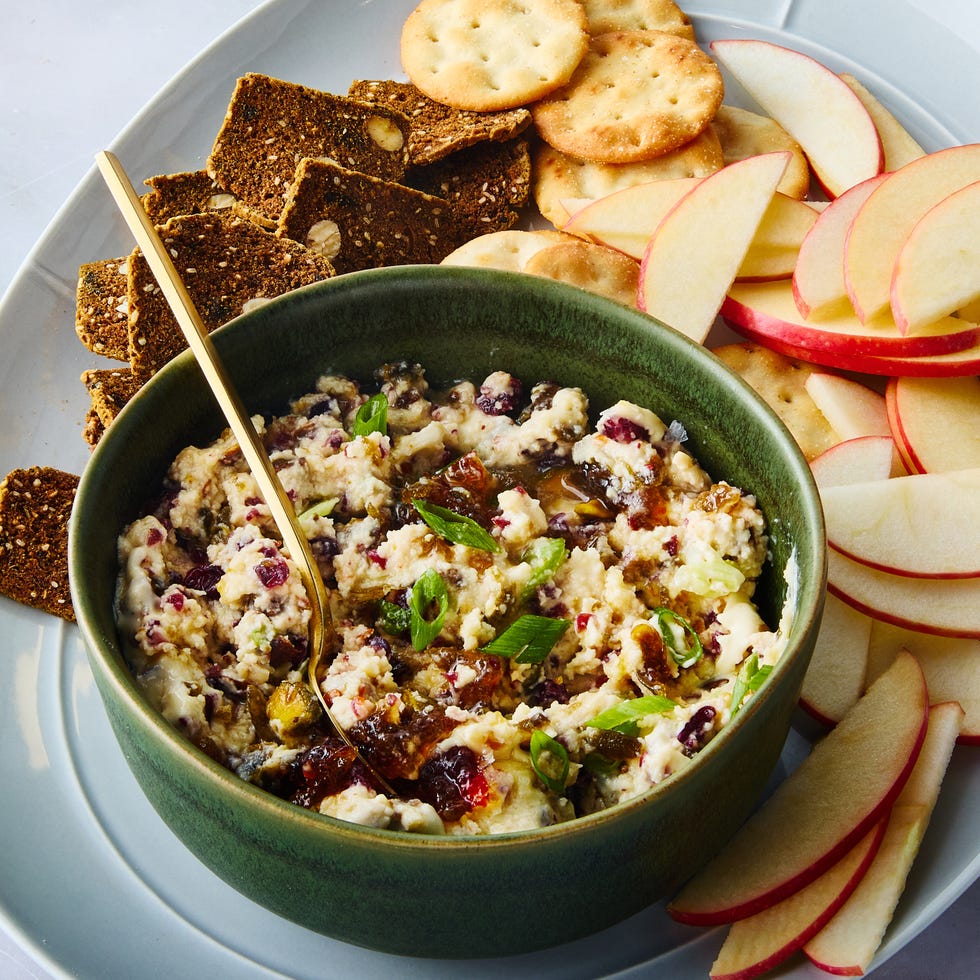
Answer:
[81,368,141,443]
[277,158,459,274]
[127,211,335,381]
[207,73,412,223]
[0,467,79,622]
[141,170,238,223]
[348,79,532,166]
[75,257,131,361]
[406,137,532,239]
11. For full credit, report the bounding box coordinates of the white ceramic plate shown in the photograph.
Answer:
[1,1,977,977]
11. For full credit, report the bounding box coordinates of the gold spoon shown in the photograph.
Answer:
[95,150,385,788]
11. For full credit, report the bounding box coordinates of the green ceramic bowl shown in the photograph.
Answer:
[70,266,825,958]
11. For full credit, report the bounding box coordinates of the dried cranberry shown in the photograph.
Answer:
[146,527,164,547]
[530,678,569,707]
[255,557,289,588]
[165,591,185,612]
[677,705,717,756]
[291,739,359,808]
[416,745,490,821]
[601,416,649,443]
[182,564,224,599]
[475,376,522,416]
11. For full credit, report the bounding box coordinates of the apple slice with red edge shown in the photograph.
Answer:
[891,179,980,334]
[886,375,980,473]
[822,468,980,578]
[709,822,887,980]
[710,39,883,198]
[561,177,702,259]
[810,435,899,488]
[667,650,928,926]
[839,73,926,173]
[867,621,980,745]
[843,142,980,324]
[798,592,872,727]
[737,194,818,282]
[637,151,789,343]
[827,549,980,638]
[804,701,964,975]
[792,174,887,319]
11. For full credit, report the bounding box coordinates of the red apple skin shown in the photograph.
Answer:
[884,377,925,474]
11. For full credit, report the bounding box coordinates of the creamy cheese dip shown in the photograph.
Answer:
[117,363,790,835]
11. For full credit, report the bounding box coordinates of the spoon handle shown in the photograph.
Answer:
[95,150,338,729]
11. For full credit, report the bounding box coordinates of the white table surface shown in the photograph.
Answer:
[1,2,977,978]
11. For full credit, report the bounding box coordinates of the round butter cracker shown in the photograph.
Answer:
[581,0,695,39]
[441,229,571,271]
[532,30,724,164]
[524,240,640,306]
[400,0,590,112]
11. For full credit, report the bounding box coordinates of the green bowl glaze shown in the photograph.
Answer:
[69,266,826,958]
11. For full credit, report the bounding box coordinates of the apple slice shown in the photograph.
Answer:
[839,73,926,172]
[843,142,980,324]
[891,180,980,334]
[804,372,889,441]
[561,177,702,259]
[804,702,963,975]
[637,152,789,343]
[667,651,928,926]
[886,375,980,473]
[827,549,980,638]
[810,436,900,488]
[710,39,882,198]
[722,281,980,357]
[822,468,980,578]
[799,593,873,726]
[736,194,818,282]
[867,620,980,745]
[709,822,886,980]
[792,174,887,319]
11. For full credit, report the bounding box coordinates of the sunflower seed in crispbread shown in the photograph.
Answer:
[524,240,640,306]
[348,79,532,167]
[277,157,459,275]
[400,0,590,112]
[581,0,695,39]
[533,30,724,165]
[532,127,723,228]
[441,229,570,272]
[82,410,104,448]
[207,73,412,223]
[75,257,131,361]
[127,211,334,382]
[82,367,141,432]
[141,170,238,223]
[711,342,838,461]
[712,105,810,200]
[0,466,79,621]
[406,137,531,239]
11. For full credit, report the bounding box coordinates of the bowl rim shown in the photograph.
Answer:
[69,265,827,847]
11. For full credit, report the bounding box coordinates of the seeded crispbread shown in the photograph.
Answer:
[141,170,238,223]
[533,30,724,164]
[532,127,723,228]
[75,257,132,361]
[524,240,640,306]
[580,0,695,39]
[348,79,532,167]
[82,367,141,435]
[441,229,571,272]
[400,0,590,112]
[406,137,531,239]
[207,73,412,223]
[712,105,811,200]
[277,157,460,275]
[0,466,79,621]
[127,211,334,382]
[82,410,104,448]
[711,342,838,461]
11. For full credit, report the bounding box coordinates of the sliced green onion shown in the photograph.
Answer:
[352,392,388,438]
[653,607,703,668]
[587,694,676,736]
[730,654,773,718]
[409,569,449,651]
[481,614,570,664]
[298,498,338,531]
[378,599,411,637]
[529,729,570,795]
[582,752,620,777]
[412,499,500,553]
[520,537,567,600]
